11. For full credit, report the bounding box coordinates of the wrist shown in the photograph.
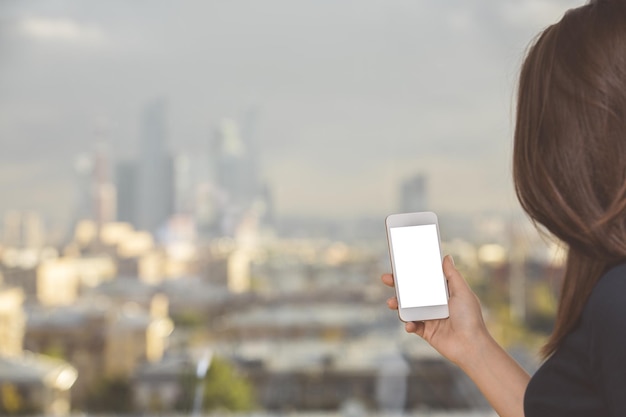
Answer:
[452,329,530,417]
[454,327,498,373]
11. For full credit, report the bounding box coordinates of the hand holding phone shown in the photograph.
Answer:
[385,211,449,322]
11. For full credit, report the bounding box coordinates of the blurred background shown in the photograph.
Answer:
[0,1,577,416]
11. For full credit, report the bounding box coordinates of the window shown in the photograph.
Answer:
[0,1,573,415]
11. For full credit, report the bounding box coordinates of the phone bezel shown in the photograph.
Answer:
[385,211,449,322]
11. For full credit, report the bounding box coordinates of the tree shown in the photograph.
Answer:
[1,384,22,415]
[85,376,133,413]
[0,384,39,415]
[177,356,255,412]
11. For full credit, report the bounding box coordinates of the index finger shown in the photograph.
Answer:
[381,273,395,287]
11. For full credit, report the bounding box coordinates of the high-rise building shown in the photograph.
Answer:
[399,173,428,213]
[69,145,117,242]
[23,211,45,249]
[3,210,23,247]
[213,119,257,206]
[135,98,174,234]
[209,119,263,236]
[0,286,25,357]
[70,154,93,235]
[2,210,45,249]
[115,160,138,225]
[173,152,195,215]
[92,145,117,227]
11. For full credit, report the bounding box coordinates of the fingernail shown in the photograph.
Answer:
[448,255,455,266]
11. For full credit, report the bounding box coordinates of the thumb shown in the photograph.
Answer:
[442,255,469,296]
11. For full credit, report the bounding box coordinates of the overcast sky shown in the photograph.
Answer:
[0,0,581,232]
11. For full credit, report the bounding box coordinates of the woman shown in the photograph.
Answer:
[382,1,626,416]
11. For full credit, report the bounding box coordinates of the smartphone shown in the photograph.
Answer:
[385,211,449,322]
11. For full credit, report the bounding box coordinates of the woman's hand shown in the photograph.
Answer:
[381,255,489,368]
[383,254,530,417]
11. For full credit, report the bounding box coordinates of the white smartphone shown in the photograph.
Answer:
[385,211,449,322]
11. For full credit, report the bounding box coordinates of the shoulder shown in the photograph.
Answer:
[585,262,626,327]
[584,263,626,407]
[591,263,626,298]
[588,262,626,304]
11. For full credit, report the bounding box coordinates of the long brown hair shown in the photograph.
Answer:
[513,0,626,357]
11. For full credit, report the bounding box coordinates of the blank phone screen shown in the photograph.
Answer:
[389,224,447,308]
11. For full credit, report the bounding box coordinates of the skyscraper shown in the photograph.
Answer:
[115,160,137,225]
[68,144,117,243]
[209,118,261,236]
[135,98,174,234]
[399,173,428,213]
[92,145,117,227]
[2,210,45,248]
[213,119,258,207]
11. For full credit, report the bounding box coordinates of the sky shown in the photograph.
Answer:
[0,0,581,233]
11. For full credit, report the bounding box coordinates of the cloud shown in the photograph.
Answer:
[18,16,106,45]
[0,0,580,227]
[498,0,578,28]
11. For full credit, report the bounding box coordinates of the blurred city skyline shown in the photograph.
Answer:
[0,0,580,233]
[0,3,576,413]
